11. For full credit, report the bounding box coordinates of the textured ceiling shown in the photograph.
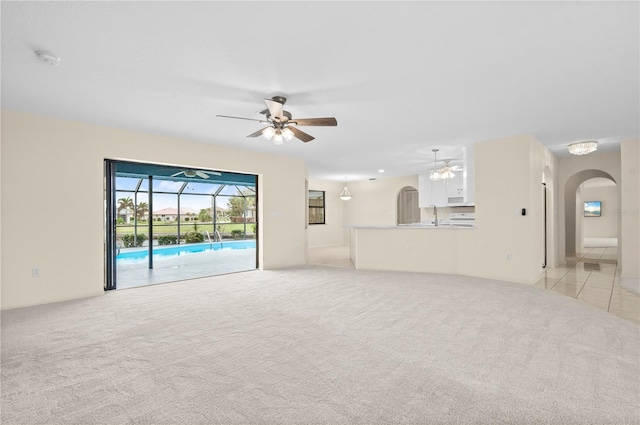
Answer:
[2,1,638,181]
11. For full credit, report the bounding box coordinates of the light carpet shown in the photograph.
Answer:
[2,266,639,424]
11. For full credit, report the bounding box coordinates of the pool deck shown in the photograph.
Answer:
[116,248,257,289]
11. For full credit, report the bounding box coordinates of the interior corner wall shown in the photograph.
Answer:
[457,135,551,284]
[0,109,308,310]
[307,179,346,247]
[620,139,640,279]
[343,175,419,228]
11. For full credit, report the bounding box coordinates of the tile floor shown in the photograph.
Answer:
[534,247,639,324]
[309,245,639,325]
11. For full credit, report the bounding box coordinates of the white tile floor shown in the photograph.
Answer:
[534,247,639,324]
[309,245,640,325]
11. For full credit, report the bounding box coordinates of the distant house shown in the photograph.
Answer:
[200,205,229,222]
[152,206,228,222]
[152,207,198,222]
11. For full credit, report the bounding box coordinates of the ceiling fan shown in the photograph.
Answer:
[171,169,221,179]
[217,96,337,144]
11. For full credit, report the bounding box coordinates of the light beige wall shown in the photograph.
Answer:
[0,110,308,309]
[307,179,346,247]
[542,164,558,268]
[343,175,419,227]
[580,180,618,238]
[456,135,553,283]
[620,139,640,279]
[575,187,584,253]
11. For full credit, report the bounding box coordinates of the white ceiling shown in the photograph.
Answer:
[2,1,638,181]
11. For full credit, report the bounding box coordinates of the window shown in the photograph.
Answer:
[308,190,325,224]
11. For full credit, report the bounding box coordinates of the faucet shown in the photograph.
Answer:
[432,205,439,227]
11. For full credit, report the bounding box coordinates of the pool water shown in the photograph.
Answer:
[117,240,255,263]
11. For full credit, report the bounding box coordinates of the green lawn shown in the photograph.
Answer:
[116,221,254,236]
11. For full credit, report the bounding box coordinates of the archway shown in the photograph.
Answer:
[577,178,618,260]
[397,186,420,225]
[564,169,617,260]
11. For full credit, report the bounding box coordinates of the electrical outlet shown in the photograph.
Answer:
[32,267,40,277]
[407,245,412,253]
[506,253,512,260]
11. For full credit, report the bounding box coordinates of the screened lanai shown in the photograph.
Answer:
[105,160,258,290]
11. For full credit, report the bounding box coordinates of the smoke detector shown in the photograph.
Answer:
[35,51,61,66]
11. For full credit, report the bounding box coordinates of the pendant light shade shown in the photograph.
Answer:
[340,178,352,201]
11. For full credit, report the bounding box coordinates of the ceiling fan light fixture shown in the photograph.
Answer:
[273,130,284,145]
[262,127,275,140]
[283,127,294,141]
[438,161,455,180]
[439,167,455,180]
[568,141,598,155]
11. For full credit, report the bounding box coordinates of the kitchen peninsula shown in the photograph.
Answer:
[349,224,475,275]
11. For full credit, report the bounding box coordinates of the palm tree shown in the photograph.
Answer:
[137,202,149,221]
[117,197,134,223]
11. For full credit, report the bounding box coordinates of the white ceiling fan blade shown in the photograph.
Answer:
[171,171,185,177]
[195,171,210,179]
[204,171,222,176]
[264,98,284,121]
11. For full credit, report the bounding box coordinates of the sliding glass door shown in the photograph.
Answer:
[105,160,258,290]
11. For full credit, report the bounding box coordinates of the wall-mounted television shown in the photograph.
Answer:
[584,201,601,217]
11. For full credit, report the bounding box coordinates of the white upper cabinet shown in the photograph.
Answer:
[418,145,475,207]
[418,174,446,207]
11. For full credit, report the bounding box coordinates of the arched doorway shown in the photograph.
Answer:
[564,170,618,262]
[577,177,618,261]
[397,186,420,225]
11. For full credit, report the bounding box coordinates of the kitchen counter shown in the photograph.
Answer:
[349,224,475,229]
[349,225,475,275]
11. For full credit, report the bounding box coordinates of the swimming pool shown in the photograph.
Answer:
[117,240,256,263]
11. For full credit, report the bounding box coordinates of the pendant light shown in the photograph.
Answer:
[429,149,442,181]
[430,149,455,180]
[340,178,352,201]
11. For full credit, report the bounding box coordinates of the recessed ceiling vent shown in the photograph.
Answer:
[35,51,61,66]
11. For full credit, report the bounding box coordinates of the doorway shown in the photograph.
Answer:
[576,177,618,262]
[397,186,420,225]
[564,169,618,264]
[105,160,258,290]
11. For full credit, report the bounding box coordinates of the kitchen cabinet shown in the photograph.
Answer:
[418,145,474,207]
[445,173,464,204]
[418,174,446,207]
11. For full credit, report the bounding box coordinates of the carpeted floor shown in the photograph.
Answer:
[2,266,639,424]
